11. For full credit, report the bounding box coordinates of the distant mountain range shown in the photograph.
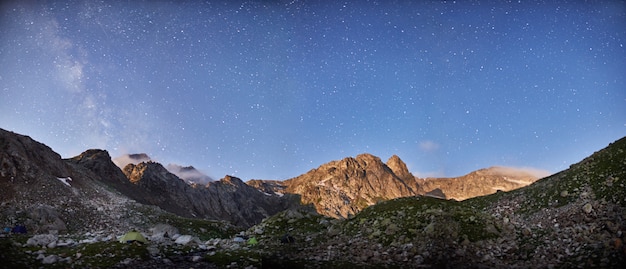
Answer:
[0,127,540,230]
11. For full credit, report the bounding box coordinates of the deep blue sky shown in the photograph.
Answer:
[1,0,625,180]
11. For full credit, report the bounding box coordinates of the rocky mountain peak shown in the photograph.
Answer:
[354,152,380,163]
[385,154,413,180]
[69,149,121,178]
[114,158,298,227]
[0,129,71,182]
[72,148,110,160]
[219,175,244,186]
[122,161,184,185]
[283,154,417,218]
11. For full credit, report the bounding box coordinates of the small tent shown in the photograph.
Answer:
[280,234,294,244]
[119,231,148,244]
[12,225,27,234]
[247,237,258,246]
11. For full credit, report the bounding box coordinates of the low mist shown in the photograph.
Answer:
[112,153,213,184]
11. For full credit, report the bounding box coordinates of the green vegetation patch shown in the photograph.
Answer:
[0,236,38,269]
[497,137,626,215]
[154,213,238,241]
[204,249,263,268]
[254,210,331,243]
[0,237,150,269]
[73,241,150,268]
[464,137,626,216]
[344,196,499,245]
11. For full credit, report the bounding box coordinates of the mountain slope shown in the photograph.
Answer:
[246,136,626,268]
[0,129,162,233]
[0,128,299,230]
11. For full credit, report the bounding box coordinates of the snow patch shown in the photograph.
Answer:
[503,178,536,185]
[57,177,72,187]
[317,176,333,187]
[259,190,285,197]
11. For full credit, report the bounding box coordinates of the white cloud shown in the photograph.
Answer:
[112,153,153,169]
[418,140,440,152]
[487,166,552,179]
[166,164,214,184]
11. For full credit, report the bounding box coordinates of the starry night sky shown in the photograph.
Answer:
[1,1,625,180]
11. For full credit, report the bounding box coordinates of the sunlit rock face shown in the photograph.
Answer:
[279,153,418,219]
[417,166,541,201]
[386,154,414,182]
[247,153,541,219]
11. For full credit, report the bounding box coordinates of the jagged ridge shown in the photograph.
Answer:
[249,153,540,219]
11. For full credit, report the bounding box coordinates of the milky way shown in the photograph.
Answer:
[1,1,625,180]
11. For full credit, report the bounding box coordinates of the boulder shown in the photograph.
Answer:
[42,255,58,264]
[582,203,593,214]
[152,223,179,237]
[28,205,67,232]
[26,234,57,247]
[174,235,195,245]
